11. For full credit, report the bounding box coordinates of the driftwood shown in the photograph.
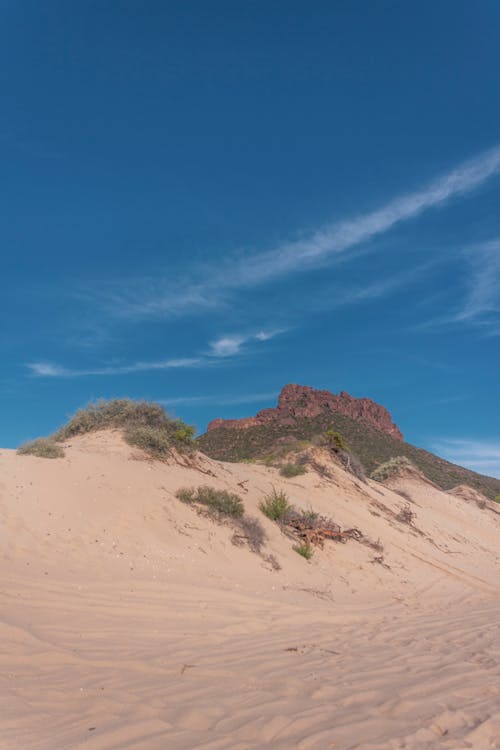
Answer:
[283,510,362,548]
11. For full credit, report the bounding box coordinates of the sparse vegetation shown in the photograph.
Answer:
[293,542,313,560]
[52,399,194,458]
[17,438,65,459]
[396,503,415,525]
[259,488,291,521]
[280,462,307,478]
[371,456,416,482]
[197,411,500,500]
[125,425,172,458]
[176,487,196,504]
[175,485,244,518]
[495,496,500,503]
[294,508,319,524]
[177,485,265,555]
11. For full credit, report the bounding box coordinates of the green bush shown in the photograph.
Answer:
[280,462,307,478]
[325,429,347,451]
[259,488,291,521]
[494,496,500,504]
[175,485,244,518]
[371,456,416,482]
[176,487,195,504]
[17,438,65,459]
[293,543,313,560]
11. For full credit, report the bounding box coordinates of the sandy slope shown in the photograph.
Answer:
[1,430,500,749]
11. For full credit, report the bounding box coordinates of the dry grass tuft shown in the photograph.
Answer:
[371,456,417,482]
[17,438,65,459]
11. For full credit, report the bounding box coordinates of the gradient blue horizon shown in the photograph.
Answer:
[1,1,499,477]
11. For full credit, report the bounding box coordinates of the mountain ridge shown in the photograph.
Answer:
[198,384,500,499]
[208,383,403,440]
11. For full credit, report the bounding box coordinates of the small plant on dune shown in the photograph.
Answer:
[280,462,307,478]
[396,503,415,525]
[172,425,196,445]
[293,542,314,560]
[371,456,416,482]
[176,487,195,504]
[17,438,65,459]
[296,508,319,524]
[494,496,500,504]
[316,430,366,482]
[176,485,264,554]
[259,488,291,521]
[325,429,347,451]
[175,485,244,518]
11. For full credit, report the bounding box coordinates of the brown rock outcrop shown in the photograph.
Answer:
[208,384,403,441]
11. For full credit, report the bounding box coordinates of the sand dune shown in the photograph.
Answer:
[1,431,500,749]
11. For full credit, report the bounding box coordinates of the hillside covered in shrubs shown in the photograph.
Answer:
[197,401,500,500]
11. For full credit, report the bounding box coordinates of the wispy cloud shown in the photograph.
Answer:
[431,438,500,479]
[311,260,439,311]
[454,240,500,332]
[160,391,278,407]
[28,357,202,378]
[28,329,285,378]
[208,329,285,357]
[417,239,500,335]
[86,145,500,320]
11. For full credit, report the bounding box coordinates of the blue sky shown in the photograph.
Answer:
[1,1,499,477]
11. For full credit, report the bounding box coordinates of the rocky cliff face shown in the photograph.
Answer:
[208,384,403,441]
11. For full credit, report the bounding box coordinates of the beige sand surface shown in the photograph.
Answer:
[1,431,500,749]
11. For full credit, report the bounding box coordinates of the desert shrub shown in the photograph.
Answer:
[232,515,266,553]
[396,503,415,525]
[176,485,244,518]
[294,508,319,524]
[280,462,307,478]
[371,456,416,482]
[17,438,65,459]
[293,542,313,560]
[259,488,291,521]
[175,487,195,504]
[125,425,172,458]
[325,429,347,451]
[494,496,500,503]
[172,425,196,445]
[53,398,194,456]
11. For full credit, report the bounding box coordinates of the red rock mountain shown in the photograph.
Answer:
[208,384,403,441]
